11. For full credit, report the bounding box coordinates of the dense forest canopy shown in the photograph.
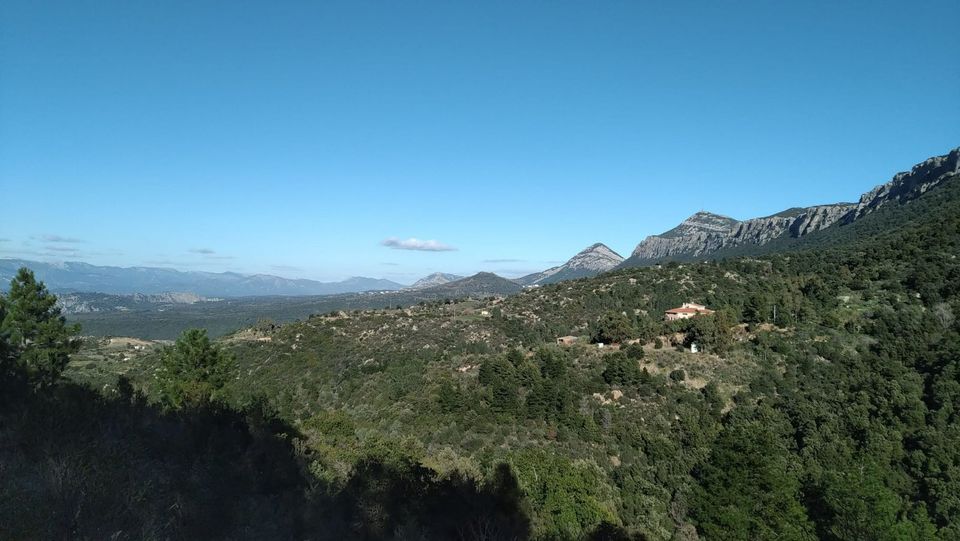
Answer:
[3,174,960,539]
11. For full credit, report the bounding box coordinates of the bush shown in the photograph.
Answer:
[623,343,645,360]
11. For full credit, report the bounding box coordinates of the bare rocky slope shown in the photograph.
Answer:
[516,243,624,286]
[620,147,959,267]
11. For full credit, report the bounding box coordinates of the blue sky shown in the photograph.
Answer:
[1,0,958,284]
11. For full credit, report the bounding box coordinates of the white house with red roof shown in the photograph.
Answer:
[664,302,714,321]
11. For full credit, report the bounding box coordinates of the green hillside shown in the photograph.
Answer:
[4,171,960,539]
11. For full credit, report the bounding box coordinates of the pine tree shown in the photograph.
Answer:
[158,328,235,409]
[437,380,463,413]
[0,302,17,391]
[0,267,81,387]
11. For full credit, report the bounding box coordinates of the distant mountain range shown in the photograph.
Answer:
[0,260,405,297]
[63,271,528,337]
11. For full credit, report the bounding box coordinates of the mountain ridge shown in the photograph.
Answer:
[0,259,405,297]
[620,147,959,267]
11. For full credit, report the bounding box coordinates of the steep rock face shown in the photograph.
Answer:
[623,147,959,266]
[628,212,739,261]
[788,204,854,236]
[844,147,960,223]
[517,243,624,286]
[625,205,858,264]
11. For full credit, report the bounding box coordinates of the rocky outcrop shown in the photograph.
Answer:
[621,147,959,267]
[517,243,624,286]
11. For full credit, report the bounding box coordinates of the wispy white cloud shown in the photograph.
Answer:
[380,237,457,252]
[38,234,84,243]
[44,246,81,253]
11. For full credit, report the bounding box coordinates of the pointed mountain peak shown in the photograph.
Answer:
[515,242,623,287]
[682,211,738,225]
[568,243,624,269]
[579,242,619,254]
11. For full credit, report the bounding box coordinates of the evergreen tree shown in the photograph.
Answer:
[437,380,463,413]
[157,328,235,409]
[0,303,18,393]
[0,267,80,387]
[537,347,567,380]
[693,404,815,540]
[602,352,643,387]
[631,313,658,343]
[591,312,633,344]
[506,347,524,367]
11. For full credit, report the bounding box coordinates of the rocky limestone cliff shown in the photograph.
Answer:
[844,147,960,223]
[623,147,959,266]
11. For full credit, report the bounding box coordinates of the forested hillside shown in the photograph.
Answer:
[4,174,960,539]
